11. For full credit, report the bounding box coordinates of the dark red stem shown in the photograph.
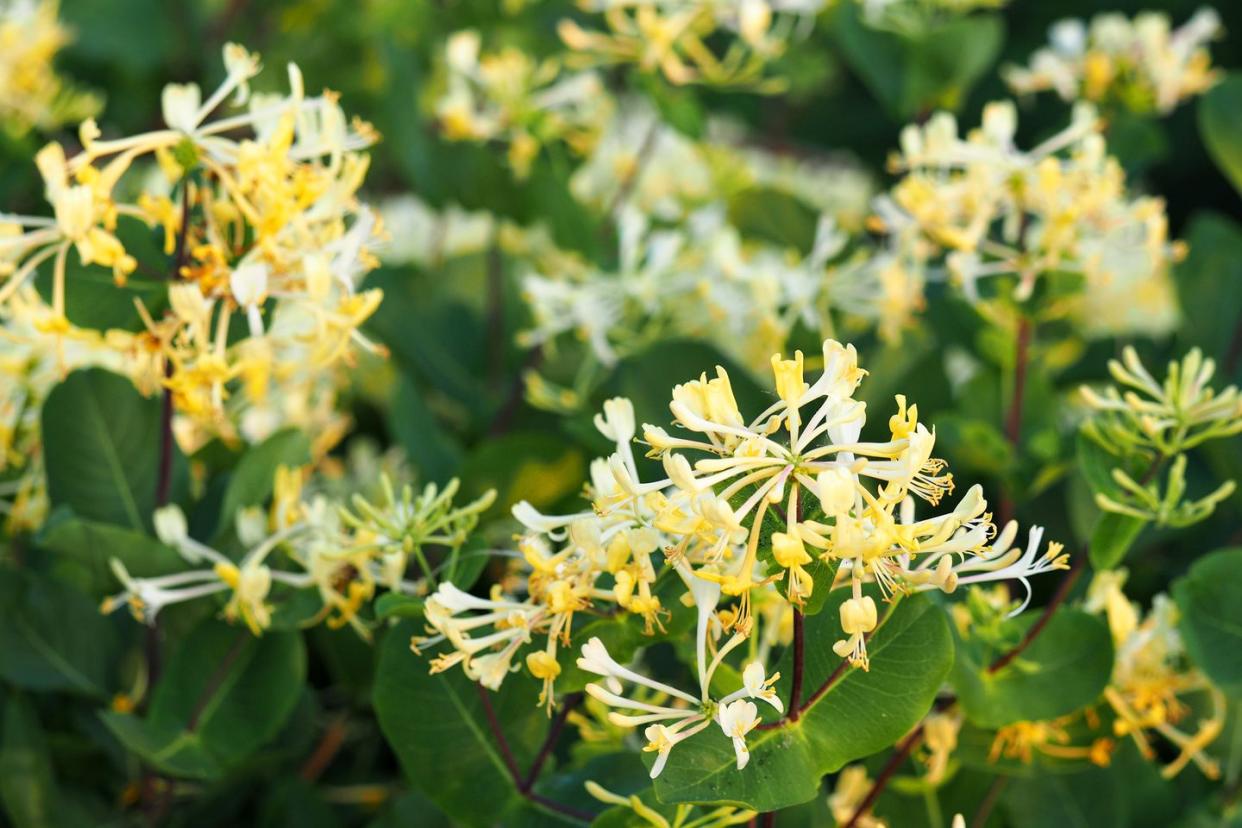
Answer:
[999,316,1032,527]
[989,557,1083,673]
[842,726,924,828]
[476,684,592,823]
[788,610,804,721]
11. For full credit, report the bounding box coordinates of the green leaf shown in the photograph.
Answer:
[1175,213,1242,373]
[0,695,58,828]
[951,609,1112,729]
[33,266,167,333]
[1199,74,1242,198]
[100,620,306,778]
[459,432,585,518]
[374,593,425,621]
[389,376,464,485]
[726,187,819,254]
[833,6,1004,118]
[651,592,953,811]
[0,568,117,698]
[1173,547,1242,693]
[215,428,311,537]
[1075,430,1123,498]
[1089,511,1148,571]
[364,268,494,419]
[373,619,548,825]
[1003,765,1124,828]
[42,368,178,531]
[36,509,184,595]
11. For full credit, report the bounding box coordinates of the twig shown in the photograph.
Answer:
[186,632,250,731]
[299,715,348,782]
[788,610,804,721]
[759,811,776,828]
[970,775,1009,828]
[488,349,542,437]
[476,684,592,823]
[475,682,524,783]
[988,557,1083,674]
[842,726,924,828]
[485,244,505,388]
[527,792,595,822]
[603,119,660,222]
[998,316,1032,527]
[521,693,582,792]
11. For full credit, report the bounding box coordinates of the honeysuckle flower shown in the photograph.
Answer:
[1004,8,1222,114]
[0,0,98,134]
[1080,346,1242,456]
[584,779,757,826]
[989,714,1115,768]
[105,469,488,640]
[879,100,1183,317]
[828,765,886,828]
[1080,347,1241,528]
[559,0,825,90]
[717,699,760,769]
[623,337,1065,670]
[2,40,384,451]
[433,29,611,177]
[1086,572,1225,779]
[230,261,269,337]
[375,195,495,269]
[921,710,962,785]
[738,663,782,713]
[916,521,1070,614]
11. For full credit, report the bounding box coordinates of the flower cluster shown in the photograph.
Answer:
[585,779,756,827]
[413,338,1064,780]
[0,287,120,530]
[517,205,853,410]
[0,0,98,134]
[0,43,384,447]
[640,339,1067,665]
[102,466,494,639]
[1086,569,1225,779]
[558,0,828,91]
[1004,8,1222,115]
[878,100,1183,336]
[434,30,612,178]
[1080,347,1241,527]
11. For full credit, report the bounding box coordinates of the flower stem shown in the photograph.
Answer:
[999,315,1032,527]
[521,692,582,792]
[476,683,593,823]
[155,182,192,508]
[969,774,1009,828]
[842,725,925,828]
[988,556,1083,674]
[155,382,174,507]
[788,609,804,721]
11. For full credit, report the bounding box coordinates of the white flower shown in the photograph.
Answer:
[154,504,189,547]
[230,261,269,337]
[717,699,760,770]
